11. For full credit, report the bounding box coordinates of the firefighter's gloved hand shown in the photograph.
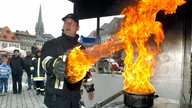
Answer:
[53,58,66,81]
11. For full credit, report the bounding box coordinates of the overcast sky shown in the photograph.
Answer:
[0,0,117,37]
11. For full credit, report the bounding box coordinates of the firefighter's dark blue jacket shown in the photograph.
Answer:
[41,33,94,108]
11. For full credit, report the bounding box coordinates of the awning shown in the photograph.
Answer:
[0,46,26,57]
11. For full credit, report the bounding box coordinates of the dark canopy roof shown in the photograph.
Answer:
[69,0,192,20]
[69,0,132,19]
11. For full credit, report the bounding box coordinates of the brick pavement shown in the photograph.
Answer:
[0,72,47,108]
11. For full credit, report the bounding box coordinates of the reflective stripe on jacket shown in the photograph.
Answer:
[31,57,45,81]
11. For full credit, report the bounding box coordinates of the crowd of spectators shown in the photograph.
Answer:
[0,49,45,96]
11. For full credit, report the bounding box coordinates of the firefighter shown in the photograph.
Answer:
[41,13,95,108]
[30,50,45,95]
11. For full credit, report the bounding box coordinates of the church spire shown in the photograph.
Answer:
[35,5,44,35]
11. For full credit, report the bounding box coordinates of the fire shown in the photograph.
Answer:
[119,0,186,94]
[65,0,186,90]
[66,41,125,83]
[65,46,92,83]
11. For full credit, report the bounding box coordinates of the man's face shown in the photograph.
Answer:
[63,18,79,37]
[26,51,31,56]
[37,52,41,56]
[14,51,19,57]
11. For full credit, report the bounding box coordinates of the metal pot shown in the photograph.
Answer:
[124,91,159,108]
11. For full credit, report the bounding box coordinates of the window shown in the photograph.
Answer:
[12,36,16,40]
[16,44,19,48]
[6,30,10,34]
[3,35,7,39]
[2,43,8,48]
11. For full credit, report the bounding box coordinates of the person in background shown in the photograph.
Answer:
[30,50,45,96]
[0,54,12,96]
[10,49,25,94]
[0,55,2,65]
[41,13,95,108]
[24,51,33,90]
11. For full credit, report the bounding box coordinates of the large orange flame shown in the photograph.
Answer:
[66,40,125,83]
[119,0,186,94]
[65,0,186,93]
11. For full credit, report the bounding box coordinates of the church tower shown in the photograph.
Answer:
[35,5,44,35]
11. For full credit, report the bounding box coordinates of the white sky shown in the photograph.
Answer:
[0,0,117,38]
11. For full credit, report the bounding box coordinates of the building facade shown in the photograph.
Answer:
[15,5,54,52]
[34,5,54,49]
[92,17,124,44]
[0,5,54,54]
[100,17,123,43]
[0,26,20,49]
[14,30,36,51]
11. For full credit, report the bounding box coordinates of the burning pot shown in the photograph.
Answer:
[124,91,159,108]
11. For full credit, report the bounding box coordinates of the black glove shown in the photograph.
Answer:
[84,84,95,93]
[83,72,95,92]
[52,58,66,81]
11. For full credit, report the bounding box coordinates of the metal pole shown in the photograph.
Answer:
[92,90,124,108]
[96,17,100,44]
[95,17,100,73]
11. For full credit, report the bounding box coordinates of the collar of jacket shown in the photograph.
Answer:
[62,33,79,42]
[12,55,20,58]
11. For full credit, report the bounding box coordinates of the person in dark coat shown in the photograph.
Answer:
[30,50,45,95]
[24,51,33,90]
[10,49,25,94]
[41,13,95,108]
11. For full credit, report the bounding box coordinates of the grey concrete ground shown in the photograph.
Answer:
[82,71,183,108]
